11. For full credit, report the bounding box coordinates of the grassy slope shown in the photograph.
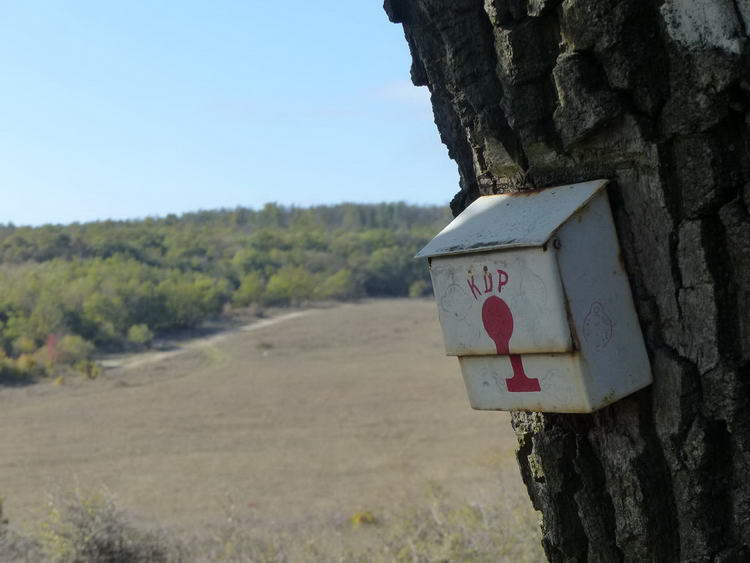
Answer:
[0,299,541,559]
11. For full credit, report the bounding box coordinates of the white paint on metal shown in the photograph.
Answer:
[554,191,652,410]
[460,353,589,413]
[415,179,607,259]
[420,180,653,413]
[430,248,572,355]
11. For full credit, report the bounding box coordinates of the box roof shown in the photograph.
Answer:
[416,179,609,258]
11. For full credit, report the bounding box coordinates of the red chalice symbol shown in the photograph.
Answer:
[481,296,541,393]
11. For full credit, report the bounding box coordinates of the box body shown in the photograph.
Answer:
[420,181,652,413]
[429,248,572,356]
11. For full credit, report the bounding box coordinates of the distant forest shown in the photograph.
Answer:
[0,202,450,381]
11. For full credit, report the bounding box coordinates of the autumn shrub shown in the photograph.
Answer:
[14,354,44,378]
[0,358,33,382]
[34,488,178,563]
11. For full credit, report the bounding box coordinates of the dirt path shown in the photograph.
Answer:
[0,299,525,533]
[107,310,313,371]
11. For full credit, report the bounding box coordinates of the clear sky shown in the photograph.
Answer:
[0,1,458,226]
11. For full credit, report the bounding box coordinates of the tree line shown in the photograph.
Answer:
[0,202,449,382]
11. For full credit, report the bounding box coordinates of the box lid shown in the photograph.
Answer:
[415,179,609,259]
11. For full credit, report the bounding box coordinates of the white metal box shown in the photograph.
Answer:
[417,179,652,413]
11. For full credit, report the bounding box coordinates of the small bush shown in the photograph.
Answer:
[408,280,431,298]
[15,354,39,375]
[350,511,377,527]
[263,266,317,306]
[34,488,177,563]
[12,336,37,356]
[75,360,102,380]
[56,335,95,365]
[0,357,39,384]
[127,324,154,349]
[316,269,358,301]
[233,272,265,307]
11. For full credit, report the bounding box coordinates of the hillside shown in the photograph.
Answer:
[0,202,450,382]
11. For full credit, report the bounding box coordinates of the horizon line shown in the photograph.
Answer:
[1,199,453,229]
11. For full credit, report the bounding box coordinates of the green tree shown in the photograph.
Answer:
[0,202,450,373]
[55,335,94,365]
[159,275,230,329]
[408,280,431,298]
[316,269,357,301]
[363,247,411,296]
[233,272,265,306]
[263,266,316,306]
[127,324,154,348]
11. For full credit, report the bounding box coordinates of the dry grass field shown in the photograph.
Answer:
[0,299,542,561]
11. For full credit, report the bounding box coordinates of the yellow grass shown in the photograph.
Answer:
[0,299,543,561]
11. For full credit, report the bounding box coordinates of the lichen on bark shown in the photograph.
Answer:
[385,0,750,560]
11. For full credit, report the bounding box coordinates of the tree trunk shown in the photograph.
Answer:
[384,1,750,560]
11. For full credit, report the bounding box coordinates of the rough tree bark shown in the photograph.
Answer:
[385,1,750,561]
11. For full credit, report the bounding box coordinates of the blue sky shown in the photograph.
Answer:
[0,1,457,226]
